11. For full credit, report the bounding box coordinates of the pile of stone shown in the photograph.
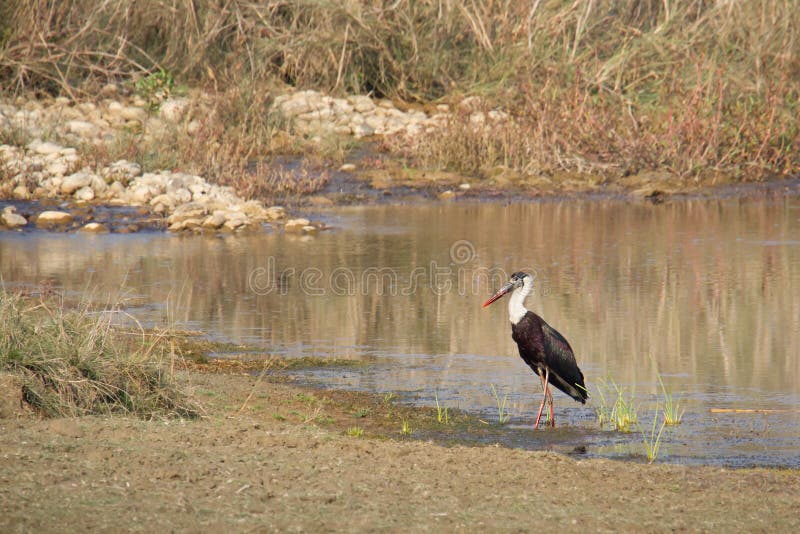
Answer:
[273,90,447,139]
[0,139,290,233]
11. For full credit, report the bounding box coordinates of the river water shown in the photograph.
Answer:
[2,196,798,466]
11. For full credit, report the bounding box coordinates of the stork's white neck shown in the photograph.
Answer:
[508,276,533,324]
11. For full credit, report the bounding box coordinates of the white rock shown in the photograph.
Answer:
[90,175,108,194]
[339,163,356,172]
[46,161,70,176]
[74,186,95,201]
[186,120,201,135]
[66,120,98,136]
[120,106,147,121]
[265,206,286,221]
[28,140,63,155]
[130,185,155,204]
[79,222,109,233]
[352,124,375,138]
[61,171,93,194]
[12,185,30,199]
[284,218,310,232]
[201,211,227,229]
[348,95,375,113]
[160,98,190,122]
[150,193,176,210]
[1,206,27,228]
[36,211,73,226]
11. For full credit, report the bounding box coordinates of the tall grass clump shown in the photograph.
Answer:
[595,379,638,433]
[0,290,199,418]
[657,374,685,425]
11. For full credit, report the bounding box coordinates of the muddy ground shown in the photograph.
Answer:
[1,367,798,532]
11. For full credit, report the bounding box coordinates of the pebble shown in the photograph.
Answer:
[284,218,311,232]
[79,222,109,233]
[36,210,74,226]
[1,206,27,228]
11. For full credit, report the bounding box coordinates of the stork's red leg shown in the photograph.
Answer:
[534,368,551,429]
[546,385,555,427]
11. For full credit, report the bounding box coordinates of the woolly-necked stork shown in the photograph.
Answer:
[483,272,588,428]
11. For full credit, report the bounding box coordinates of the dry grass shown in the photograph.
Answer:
[1,0,798,183]
[0,289,200,418]
[79,82,329,198]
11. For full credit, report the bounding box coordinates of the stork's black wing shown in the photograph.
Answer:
[541,322,588,404]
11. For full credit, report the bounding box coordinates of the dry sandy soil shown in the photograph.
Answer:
[1,370,799,532]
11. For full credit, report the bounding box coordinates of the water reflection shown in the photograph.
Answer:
[1,196,799,465]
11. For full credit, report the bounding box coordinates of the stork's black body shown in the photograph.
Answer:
[511,311,587,405]
[483,271,588,428]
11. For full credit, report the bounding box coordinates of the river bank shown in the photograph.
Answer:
[2,367,799,532]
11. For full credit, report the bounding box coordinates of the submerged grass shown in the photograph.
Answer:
[0,290,200,419]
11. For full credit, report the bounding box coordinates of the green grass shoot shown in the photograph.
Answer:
[346,426,364,437]
[657,374,685,425]
[400,419,413,435]
[434,391,449,425]
[641,409,667,463]
[490,384,511,425]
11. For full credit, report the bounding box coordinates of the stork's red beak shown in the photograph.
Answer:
[482,281,514,308]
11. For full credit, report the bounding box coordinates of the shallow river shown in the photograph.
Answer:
[2,196,799,467]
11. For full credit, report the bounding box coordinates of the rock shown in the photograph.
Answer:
[89,175,108,195]
[160,98,190,122]
[222,217,246,231]
[459,183,471,190]
[237,201,270,221]
[100,83,118,97]
[438,190,457,200]
[60,171,94,194]
[102,160,141,185]
[201,211,227,229]
[339,163,356,172]
[301,225,318,234]
[79,222,109,233]
[264,206,286,221]
[46,160,70,176]
[1,206,27,228]
[66,120,98,136]
[150,193,176,211]
[12,185,30,199]
[74,186,95,201]
[352,124,375,138]
[27,140,63,155]
[348,95,375,113]
[120,106,147,122]
[36,210,73,227]
[167,202,210,226]
[284,218,310,232]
